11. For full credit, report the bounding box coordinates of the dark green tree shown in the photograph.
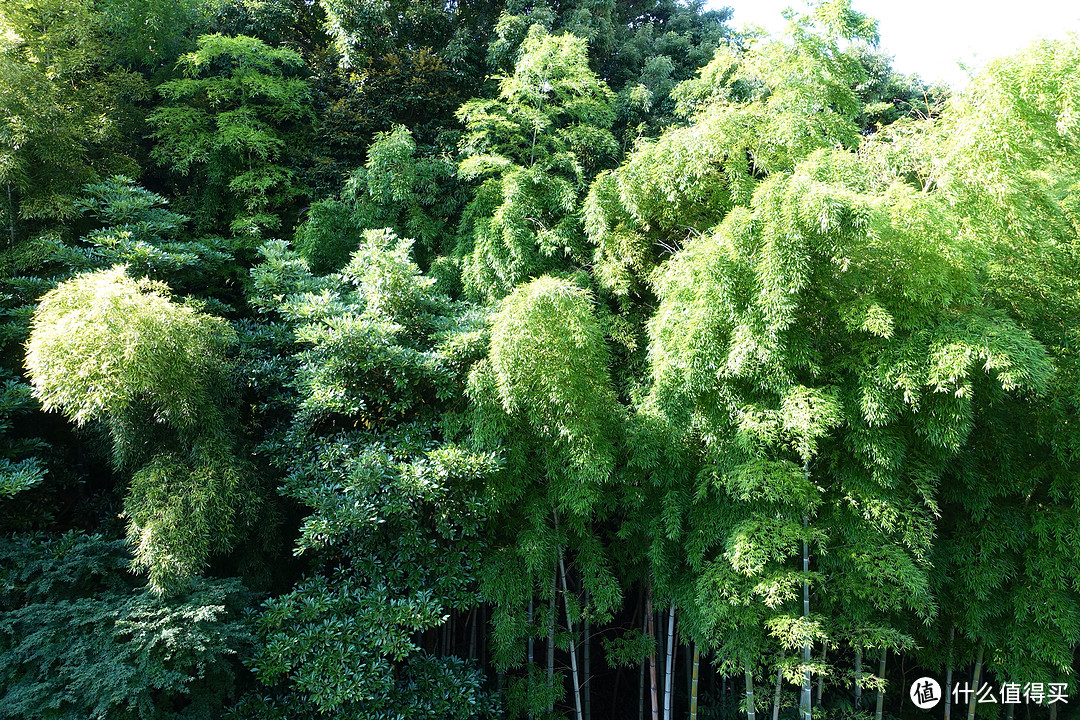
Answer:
[245,233,498,718]
[149,34,313,237]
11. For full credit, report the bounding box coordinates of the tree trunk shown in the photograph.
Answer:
[648,590,659,720]
[944,626,954,720]
[559,554,585,720]
[772,665,783,720]
[664,604,676,720]
[468,606,477,660]
[854,648,862,709]
[1049,702,1057,720]
[875,652,886,720]
[801,511,812,720]
[1005,702,1014,720]
[967,646,984,720]
[479,604,487,669]
[690,644,701,720]
[746,663,757,720]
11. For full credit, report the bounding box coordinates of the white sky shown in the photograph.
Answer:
[710,0,1080,89]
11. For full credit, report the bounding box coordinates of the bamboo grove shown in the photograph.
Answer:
[2,0,1079,718]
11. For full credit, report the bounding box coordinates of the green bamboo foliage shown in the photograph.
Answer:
[24,267,258,593]
[586,0,879,297]
[915,34,1080,692]
[489,276,619,504]
[25,267,257,595]
[456,26,617,300]
[645,121,1054,701]
[0,0,144,235]
[473,275,623,716]
[25,268,234,440]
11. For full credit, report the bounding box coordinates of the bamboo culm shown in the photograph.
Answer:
[559,554,584,720]
[528,598,534,667]
[690,644,700,720]
[548,570,556,716]
[772,665,783,720]
[468,606,477,660]
[816,647,826,705]
[685,644,693,703]
[875,653,886,720]
[443,615,451,657]
[664,604,675,720]
[584,588,591,720]
[944,626,954,720]
[639,604,646,720]
[854,648,862,709]
[5,183,14,247]
[647,590,659,720]
[801,508,811,720]
[967,646,984,720]
[746,664,757,720]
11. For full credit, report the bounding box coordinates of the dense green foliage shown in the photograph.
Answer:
[3,0,1079,718]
